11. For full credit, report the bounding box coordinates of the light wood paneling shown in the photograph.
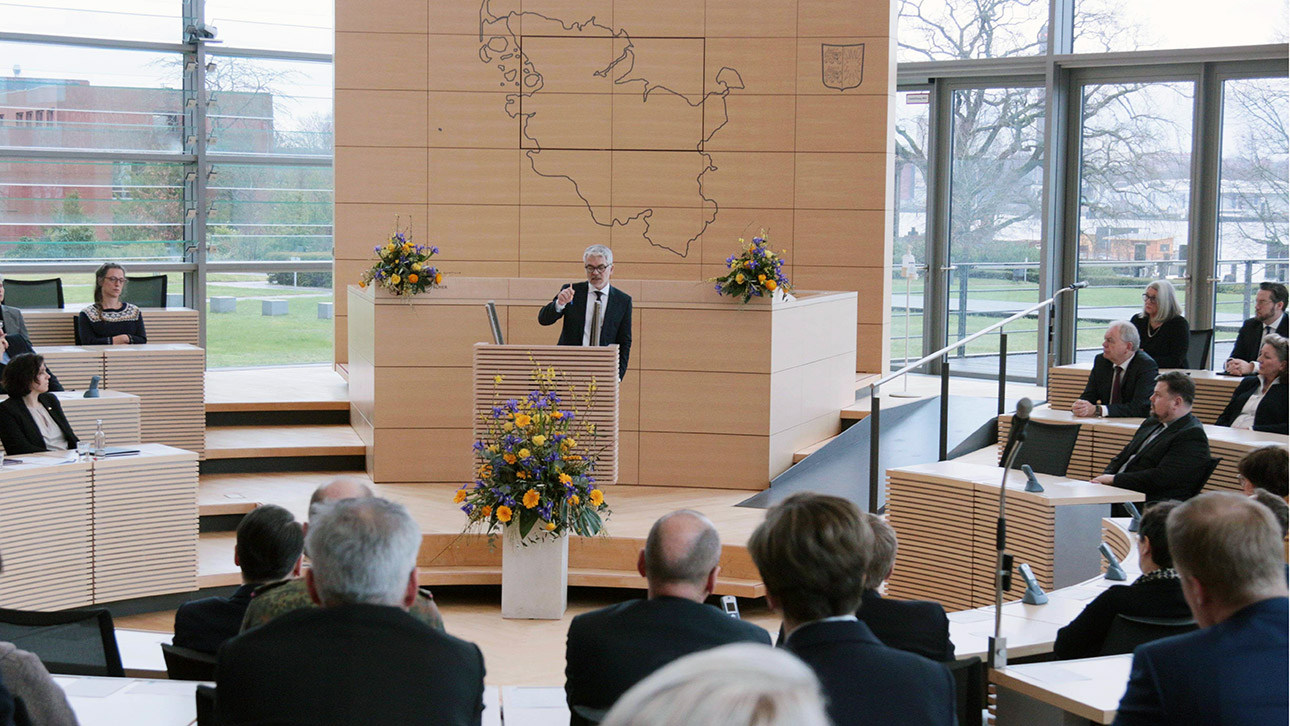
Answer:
[335,32,430,91]
[610,38,706,98]
[335,89,429,148]
[334,203,430,269]
[520,150,612,207]
[103,345,205,457]
[424,204,521,261]
[639,370,769,436]
[523,94,614,151]
[792,266,887,323]
[639,307,770,373]
[613,0,706,37]
[613,92,706,153]
[797,0,896,38]
[339,0,430,33]
[25,308,199,348]
[611,151,711,209]
[436,0,520,34]
[705,0,798,37]
[428,91,521,150]
[0,461,93,610]
[794,152,888,210]
[56,391,141,449]
[795,94,890,152]
[795,37,890,95]
[608,206,706,263]
[335,146,428,205]
[429,149,521,205]
[520,206,613,262]
[793,209,887,265]
[701,152,796,210]
[428,33,522,93]
[639,432,767,488]
[704,38,799,95]
[702,94,797,153]
[700,209,796,266]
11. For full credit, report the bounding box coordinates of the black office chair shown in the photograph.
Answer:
[1195,456,1222,496]
[1010,420,1082,477]
[1100,613,1198,656]
[196,684,217,725]
[121,274,167,308]
[1187,329,1214,370]
[2,278,63,309]
[162,643,218,681]
[945,655,985,726]
[0,607,123,677]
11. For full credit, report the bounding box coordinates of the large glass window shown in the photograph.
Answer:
[898,0,1048,63]
[206,56,333,157]
[945,86,1046,378]
[891,90,930,369]
[0,1,180,43]
[1074,0,1288,54]
[1074,81,1195,360]
[205,1,334,54]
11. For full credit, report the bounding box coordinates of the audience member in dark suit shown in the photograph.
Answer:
[0,675,11,726]
[565,510,770,724]
[1238,445,1288,498]
[1225,281,1288,375]
[0,277,30,341]
[538,244,632,380]
[749,493,956,726]
[0,353,77,455]
[1073,321,1159,418]
[1053,501,1191,659]
[1215,334,1288,435]
[217,497,485,726]
[1131,280,1190,369]
[0,332,61,395]
[857,514,955,661]
[1094,372,1212,504]
[174,504,303,654]
[599,644,830,726]
[1114,492,1289,725]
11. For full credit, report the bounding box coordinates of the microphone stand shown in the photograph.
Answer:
[989,426,1026,670]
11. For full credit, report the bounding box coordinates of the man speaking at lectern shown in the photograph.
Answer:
[538,244,632,380]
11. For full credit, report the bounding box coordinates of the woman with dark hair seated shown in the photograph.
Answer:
[0,353,78,455]
[1052,501,1192,660]
[1215,334,1288,435]
[1238,445,1288,499]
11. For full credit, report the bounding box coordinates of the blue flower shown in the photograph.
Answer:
[431,246,440,255]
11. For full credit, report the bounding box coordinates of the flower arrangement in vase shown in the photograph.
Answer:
[358,217,443,296]
[709,230,792,303]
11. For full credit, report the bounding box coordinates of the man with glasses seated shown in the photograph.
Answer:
[538,244,633,380]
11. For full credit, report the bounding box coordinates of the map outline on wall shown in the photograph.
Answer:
[477,0,745,259]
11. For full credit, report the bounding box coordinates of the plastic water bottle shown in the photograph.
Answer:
[94,419,106,458]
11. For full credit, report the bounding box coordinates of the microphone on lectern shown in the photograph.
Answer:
[1124,501,1142,533]
[1100,542,1128,581]
[1021,464,1044,493]
[83,375,101,398]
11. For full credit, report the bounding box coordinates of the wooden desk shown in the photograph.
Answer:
[25,306,199,348]
[887,461,1142,610]
[998,405,1288,493]
[53,675,200,726]
[1047,364,1240,424]
[991,654,1133,725]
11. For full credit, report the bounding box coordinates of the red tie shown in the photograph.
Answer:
[1110,366,1123,405]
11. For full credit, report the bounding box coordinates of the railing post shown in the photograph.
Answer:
[868,388,881,514]
[998,332,1008,416]
[956,265,970,357]
[939,354,950,460]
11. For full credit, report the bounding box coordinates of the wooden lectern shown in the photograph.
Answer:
[472,343,619,485]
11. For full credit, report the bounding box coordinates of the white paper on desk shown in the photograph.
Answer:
[506,687,567,709]
[59,679,130,698]
[950,610,994,624]
[1014,663,1092,685]
[127,680,198,696]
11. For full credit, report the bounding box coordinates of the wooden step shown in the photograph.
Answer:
[205,364,349,413]
[840,405,872,421]
[204,425,365,460]
[199,471,353,519]
[792,434,840,463]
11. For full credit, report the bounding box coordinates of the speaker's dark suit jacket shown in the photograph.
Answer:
[0,334,62,395]
[564,596,770,721]
[538,282,632,379]
[1080,351,1159,418]
[785,619,957,726]
[0,393,77,455]
[173,583,256,655]
[216,603,485,726]
[1052,573,1191,660]
[1214,376,1288,435]
[1103,413,1210,504]
[858,589,955,662]
[1113,597,1288,726]
[1228,315,1289,363]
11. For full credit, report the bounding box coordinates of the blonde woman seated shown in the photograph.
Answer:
[1215,334,1288,435]
[0,353,78,455]
[1131,279,1190,369]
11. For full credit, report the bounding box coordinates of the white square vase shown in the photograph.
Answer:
[501,527,569,619]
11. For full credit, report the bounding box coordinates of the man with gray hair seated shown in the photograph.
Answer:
[565,510,770,724]
[216,498,486,726]
[538,243,632,380]
[1073,320,1159,418]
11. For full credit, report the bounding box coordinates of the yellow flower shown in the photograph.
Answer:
[565,454,583,462]
[544,521,557,531]
[516,470,528,480]
[552,411,564,419]
[480,505,492,518]
[523,489,540,508]
[486,444,498,454]
[412,262,422,272]
[519,448,531,459]
[390,274,401,285]
[496,505,512,523]
[494,374,504,384]
[452,489,467,503]
[358,281,366,289]
[728,259,737,268]
[478,463,493,479]
[589,489,604,506]
[532,434,546,447]
[515,413,532,428]
[503,453,517,464]
[408,273,419,284]
[766,280,778,291]
[569,494,580,506]
[434,272,443,284]
[735,273,745,284]
[503,422,514,432]
[559,473,573,485]
[758,274,766,283]
[562,438,576,450]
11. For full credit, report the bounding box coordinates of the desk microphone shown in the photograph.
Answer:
[1100,542,1128,581]
[1124,501,1142,533]
[990,396,1034,670]
[83,375,100,398]
[1018,563,1049,605]
[1021,464,1044,493]
[1000,397,1034,465]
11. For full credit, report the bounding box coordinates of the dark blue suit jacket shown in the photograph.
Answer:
[858,589,956,661]
[785,619,957,726]
[1080,351,1159,418]
[1215,377,1288,435]
[173,583,256,654]
[1229,315,1289,363]
[1113,597,1288,725]
[537,282,632,379]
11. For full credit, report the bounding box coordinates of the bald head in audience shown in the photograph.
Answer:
[639,510,722,601]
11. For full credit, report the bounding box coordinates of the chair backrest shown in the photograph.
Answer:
[1100,613,1198,656]
[162,643,218,681]
[1187,329,1214,370]
[121,275,167,308]
[196,684,217,726]
[945,655,984,726]
[1010,420,1083,477]
[0,607,123,677]
[1195,456,1222,495]
[2,278,63,309]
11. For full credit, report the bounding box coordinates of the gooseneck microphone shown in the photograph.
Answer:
[999,397,1033,465]
[990,396,1035,669]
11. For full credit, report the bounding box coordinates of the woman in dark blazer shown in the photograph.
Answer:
[1131,279,1190,369]
[1215,334,1288,435]
[1052,501,1192,660]
[0,352,78,455]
